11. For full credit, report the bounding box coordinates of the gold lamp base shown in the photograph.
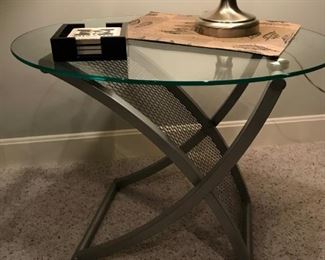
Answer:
[195,0,260,38]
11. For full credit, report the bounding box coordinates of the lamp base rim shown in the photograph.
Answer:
[195,18,260,38]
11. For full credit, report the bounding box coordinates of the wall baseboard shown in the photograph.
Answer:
[1,115,324,168]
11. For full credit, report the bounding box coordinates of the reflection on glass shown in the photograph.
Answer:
[267,58,290,76]
[214,56,233,80]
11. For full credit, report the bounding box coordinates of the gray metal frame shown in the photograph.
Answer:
[49,71,287,260]
[36,48,287,259]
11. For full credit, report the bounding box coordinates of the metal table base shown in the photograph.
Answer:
[52,69,286,260]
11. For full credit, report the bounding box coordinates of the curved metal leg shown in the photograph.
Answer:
[168,84,253,250]
[75,188,250,260]
[66,79,286,260]
[52,69,286,260]
[71,130,206,258]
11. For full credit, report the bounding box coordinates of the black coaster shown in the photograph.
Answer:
[50,23,127,61]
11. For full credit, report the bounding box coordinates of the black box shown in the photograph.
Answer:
[50,23,127,61]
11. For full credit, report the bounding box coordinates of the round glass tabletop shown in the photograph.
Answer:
[11,17,325,86]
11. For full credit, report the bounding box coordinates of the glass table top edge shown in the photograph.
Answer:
[11,45,325,86]
[10,19,325,87]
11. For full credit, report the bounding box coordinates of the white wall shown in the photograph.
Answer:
[1,0,324,139]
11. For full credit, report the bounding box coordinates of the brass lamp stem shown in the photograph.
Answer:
[196,0,259,38]
[220,0,240,11]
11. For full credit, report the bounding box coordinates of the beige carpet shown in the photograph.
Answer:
[0,142,324,260]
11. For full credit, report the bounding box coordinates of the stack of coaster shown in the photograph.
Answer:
[67,27,122,56]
